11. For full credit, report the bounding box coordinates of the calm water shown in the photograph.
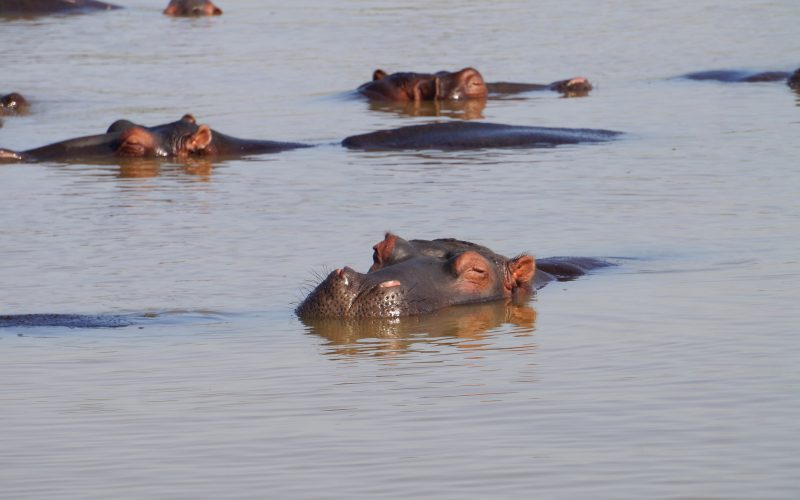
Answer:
[2,1,800,498]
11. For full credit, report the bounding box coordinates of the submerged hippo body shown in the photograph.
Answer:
[1,92,29,115]
[486,76,593,97]
[296,233,612,319]
[0,0,120,16]
[681,68,800,88]
[342,121,622,150]
[358,68,489,101]
[0,114,310,162]
[163,0,222,16]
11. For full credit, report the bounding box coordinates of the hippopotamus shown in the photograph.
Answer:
[0,114,310,162]
[358,68,593,101]
[680,68,800,89]
[0,0,120,16]
[358,68,489,101]
[485,76,593,97]
[0,92,29,115]
[163,0,222,16]
[342,121,622,150]
[295,233,612,319]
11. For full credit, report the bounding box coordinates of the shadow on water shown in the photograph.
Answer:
[300,300,537,358]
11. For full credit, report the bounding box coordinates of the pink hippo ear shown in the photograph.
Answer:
[506,255,535,291]
[163,2,180,15]
[116,127,158,157]
[370,233,398,272]
[185,124,213,154]
[372,69,388,81]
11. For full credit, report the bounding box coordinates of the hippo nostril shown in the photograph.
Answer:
[379,280,401,288]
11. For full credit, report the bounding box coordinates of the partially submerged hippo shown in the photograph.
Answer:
[358,68,593,101]
[163,0,222,16]
[680,68,800,89]
[0,114,310,162]
[358,67,489,101]
[0,0,120,16]
[342,121,622,150]
[486,76,593,97]
[296,233,612,319]
[0,92,29,115]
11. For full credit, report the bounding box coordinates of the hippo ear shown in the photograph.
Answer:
[507,255,535,290]
[371,233,398,272]
[373,69,388,81]
[452,251,492,286]
[181,114,197,124]
[163,2,179,15]
[412,78,437,101]
[185,124,213,153]
[116,127,158,157]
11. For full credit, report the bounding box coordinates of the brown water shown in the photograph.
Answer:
[2,1,800,498]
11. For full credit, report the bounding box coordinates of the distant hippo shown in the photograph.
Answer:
[359,67,593,101]
[342,121,622,150]
[0,92,29,115]
[296,233,612,319]
[680,68,800,89]
[163,0,222,16]
[358,67,489,101]
[0,114,309,162]
[0,0,120,16]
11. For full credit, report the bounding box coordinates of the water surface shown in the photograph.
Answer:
[1,1,799,498]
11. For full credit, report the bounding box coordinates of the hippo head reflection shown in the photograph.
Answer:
[301,300,537,358]
[366,98,486,120]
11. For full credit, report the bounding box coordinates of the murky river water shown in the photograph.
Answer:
[2,1,799,498]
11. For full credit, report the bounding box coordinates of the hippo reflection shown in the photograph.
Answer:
[366,98,487,120]
[680,68,800,89]
[0,114,310,163]
[296,233,612,320]
[303,300,537,357]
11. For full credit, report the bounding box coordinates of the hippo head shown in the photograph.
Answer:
[0,92,29,114]
[296,233,535,319]
[109,114,214,157]
[366,68,487,101]
[550,76,593,96]
[163,0,223,16]
[434,67,488,100]
[788,68,800,90]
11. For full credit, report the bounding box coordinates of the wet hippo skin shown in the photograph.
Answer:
[342,121,622,150]
[0,114,310,162]
[0,92,29,115]
[0,314,136,329]
[0,0,121,16]
[296,233,612,319]
[680,68,800,88]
